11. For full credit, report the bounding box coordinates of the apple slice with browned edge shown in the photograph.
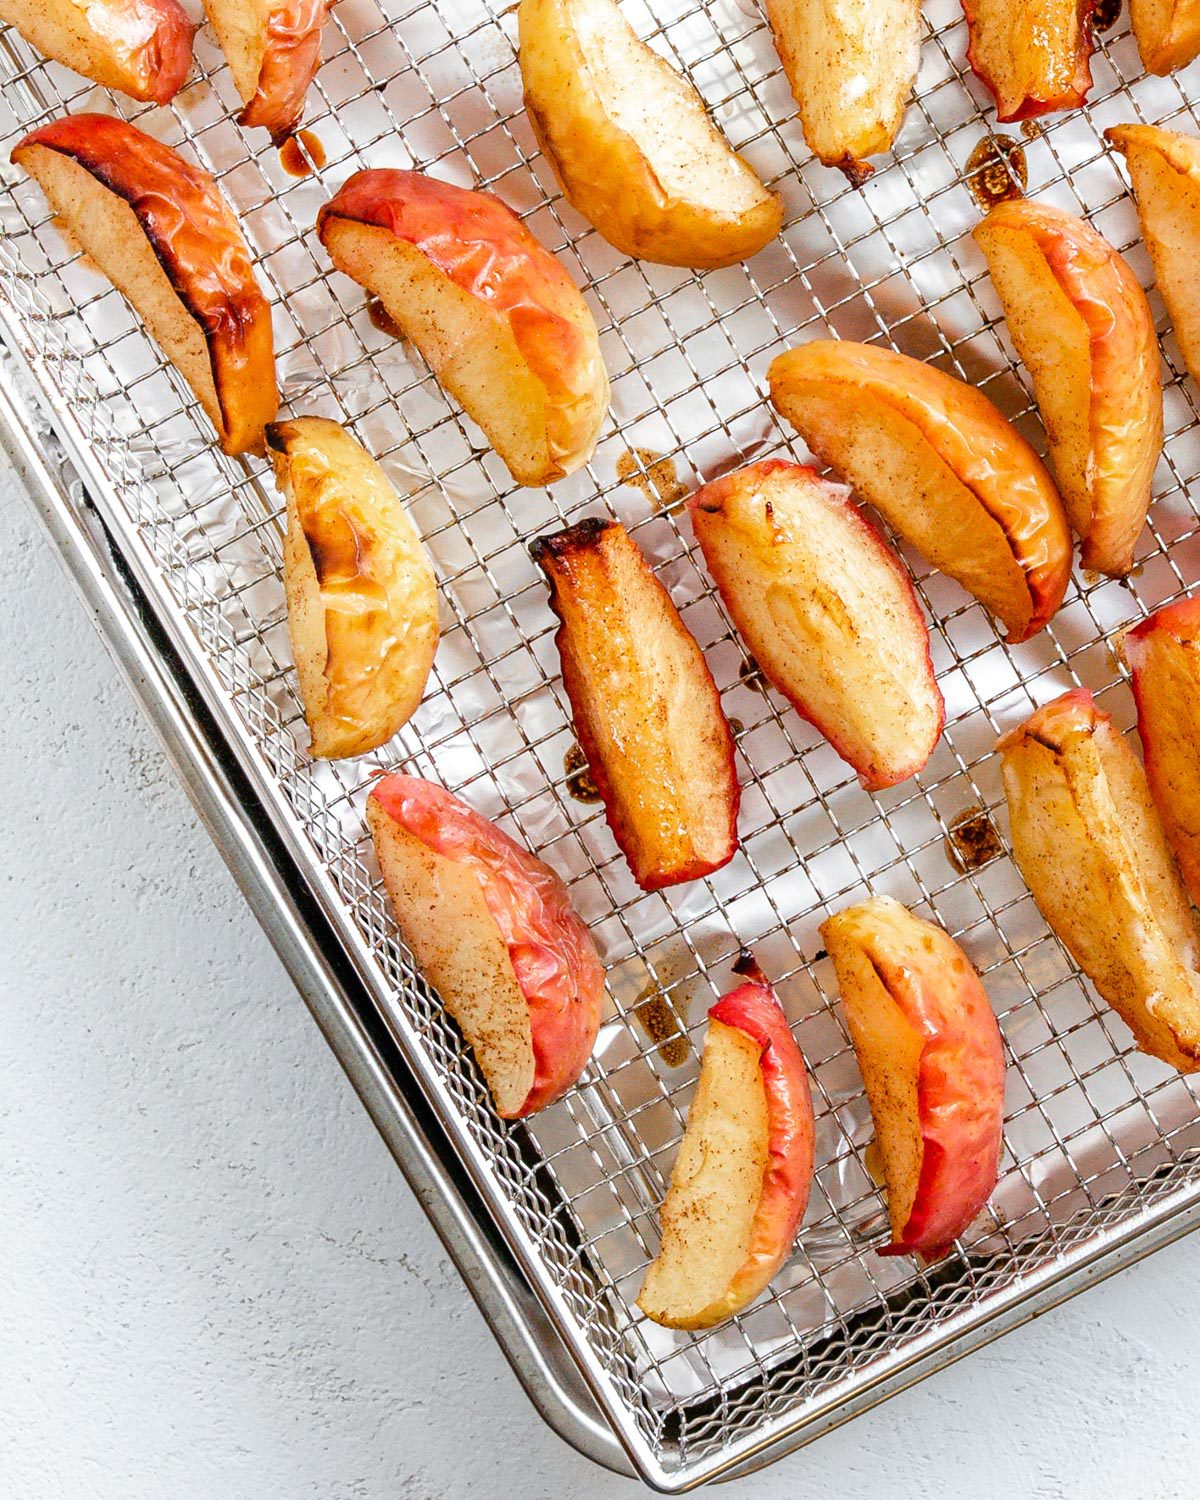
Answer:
[765,0,921,185]
[962,0,1098,122]
[1108,124,1200,393]
[638,959,814,1329]
[531,517,738,890]
[1131,0,1200,73]
[518,0,782,268]
[974,199,1162,577]
[821,895,1005,1261]
[0,0,193,102]
[688,459,944,789]
[999,688,1200,1072]
[267,417,439,760]
[12,114,277,455]
[1127,599,1200,908]
[367,773,606,1119]
[317,170,609,488]
[768,340,1072,642]
[204,0,332,143]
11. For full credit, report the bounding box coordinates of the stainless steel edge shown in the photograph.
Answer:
[0,358,636,1482]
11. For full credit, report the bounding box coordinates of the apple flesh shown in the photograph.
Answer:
[267,417,439,760]
[0,0,193,102]
[768,339,1073,642]
[974,199,1162,578]
[1131,0,1200,74]
[962,0,1098,122]
[999,688,1200,1073]
[531,517,739,890]
[367,774,605,1119]
[688,459,943,789]
[204,0,332,143]
[317,169,609,488]
[12,114,278,455]
[637,965,814,1329]
[821,895,1005,1261]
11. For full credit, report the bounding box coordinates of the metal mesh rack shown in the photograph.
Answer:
[4,0,1200,1486]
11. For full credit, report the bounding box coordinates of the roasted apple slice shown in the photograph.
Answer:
[0,0,193,103]
[12,114,277,455]
[367,773,605,1118]
[531,518,738,889]
[204,0,332,143]
[974,199,1162,577]
[999,689,1200,1072]
[317,170,609,488]
[768,340,1072,642]
[267,417,439,759]
[765,0,921,184]
[1127,599,1200,907]
[1131,0,1200,73]
[688,460,943,789]
[962,0,1099,122]
[821,896,1005,1261]
[518,0,782,268]
[1108,124,1200,392]
[638,962,814,1329]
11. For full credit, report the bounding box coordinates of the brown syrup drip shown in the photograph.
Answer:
[965,136,1028,211]
[279,129,326,177]
[634,984,689,1067]
[563,742,601,803]
[616,447,688,511]
[945,807,1003,873]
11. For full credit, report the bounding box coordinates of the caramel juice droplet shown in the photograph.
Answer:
[1092,0,1120,31]
[945,807,1003,874]
[367,298,403,339]
[965,136,1028,212]
[634,982,690,1067]
[616,447,688,511]
[563,742,602,804]
[279,129,327,178]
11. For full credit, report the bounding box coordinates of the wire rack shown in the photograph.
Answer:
[4,0,1200,1485]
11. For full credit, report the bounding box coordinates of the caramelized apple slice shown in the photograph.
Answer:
[999,689,1200,1072]
[367,774,605,1118]
[1131,0,1200,73]
[962,0,1098,121]
[768,340,1072,642]
[1127,599,1200,906]
[974,199,1162,576]
[267,417,438,759]
[638,964,814,1329]
[688,460,943,789]
[531,518,738,889]
[204,0,333,142]
[821,896,1005,1260]
[317,170,609,487]
[12,114,277,455]
[0,0,193,103]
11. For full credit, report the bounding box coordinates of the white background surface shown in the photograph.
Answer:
[3,460,1198,1500]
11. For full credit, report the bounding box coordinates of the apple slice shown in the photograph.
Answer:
[688,459,943,789]
[638,962,814,1329]
[768,340,1072,642]
[1108,124,1200,393]
[12,114,277,455]
[531,517,738,890]
[204,0,332,143]
[764,0,921,184]
[974,199,1162,577]
[367,773,606,1119]
[317,170,609,488]
[999,688,1200,1073]
[821,896,1005,1261]
[1127,599,1200,907]
[267,417,439,760]
[1131,0,1200,73]
[0,0,193,103]
[962,0,1098,122]
[518,0,782,268]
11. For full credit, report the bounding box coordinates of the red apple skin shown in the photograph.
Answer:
[239,0,331,143]
[708,962,815,1303]
[369,773,605,1117]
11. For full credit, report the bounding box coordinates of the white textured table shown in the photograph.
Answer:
[2,462,1197,1500]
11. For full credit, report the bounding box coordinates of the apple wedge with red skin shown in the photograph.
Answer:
[317,170,609,488]
[962,0,1099,122]
[12,114,278,455]
[822,896,1005,1261]
[1131,0,1200,74]
[688,459,944,790]
[0,0,193,103]
[1128,599,1200,907]
[974,199,1163,578]
[205,0,333,143]
[367,773,605,1119]
[768,340,1073,643]
[638,962,814,1329]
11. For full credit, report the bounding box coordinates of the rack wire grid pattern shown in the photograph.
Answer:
[4,0,1200,1485]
